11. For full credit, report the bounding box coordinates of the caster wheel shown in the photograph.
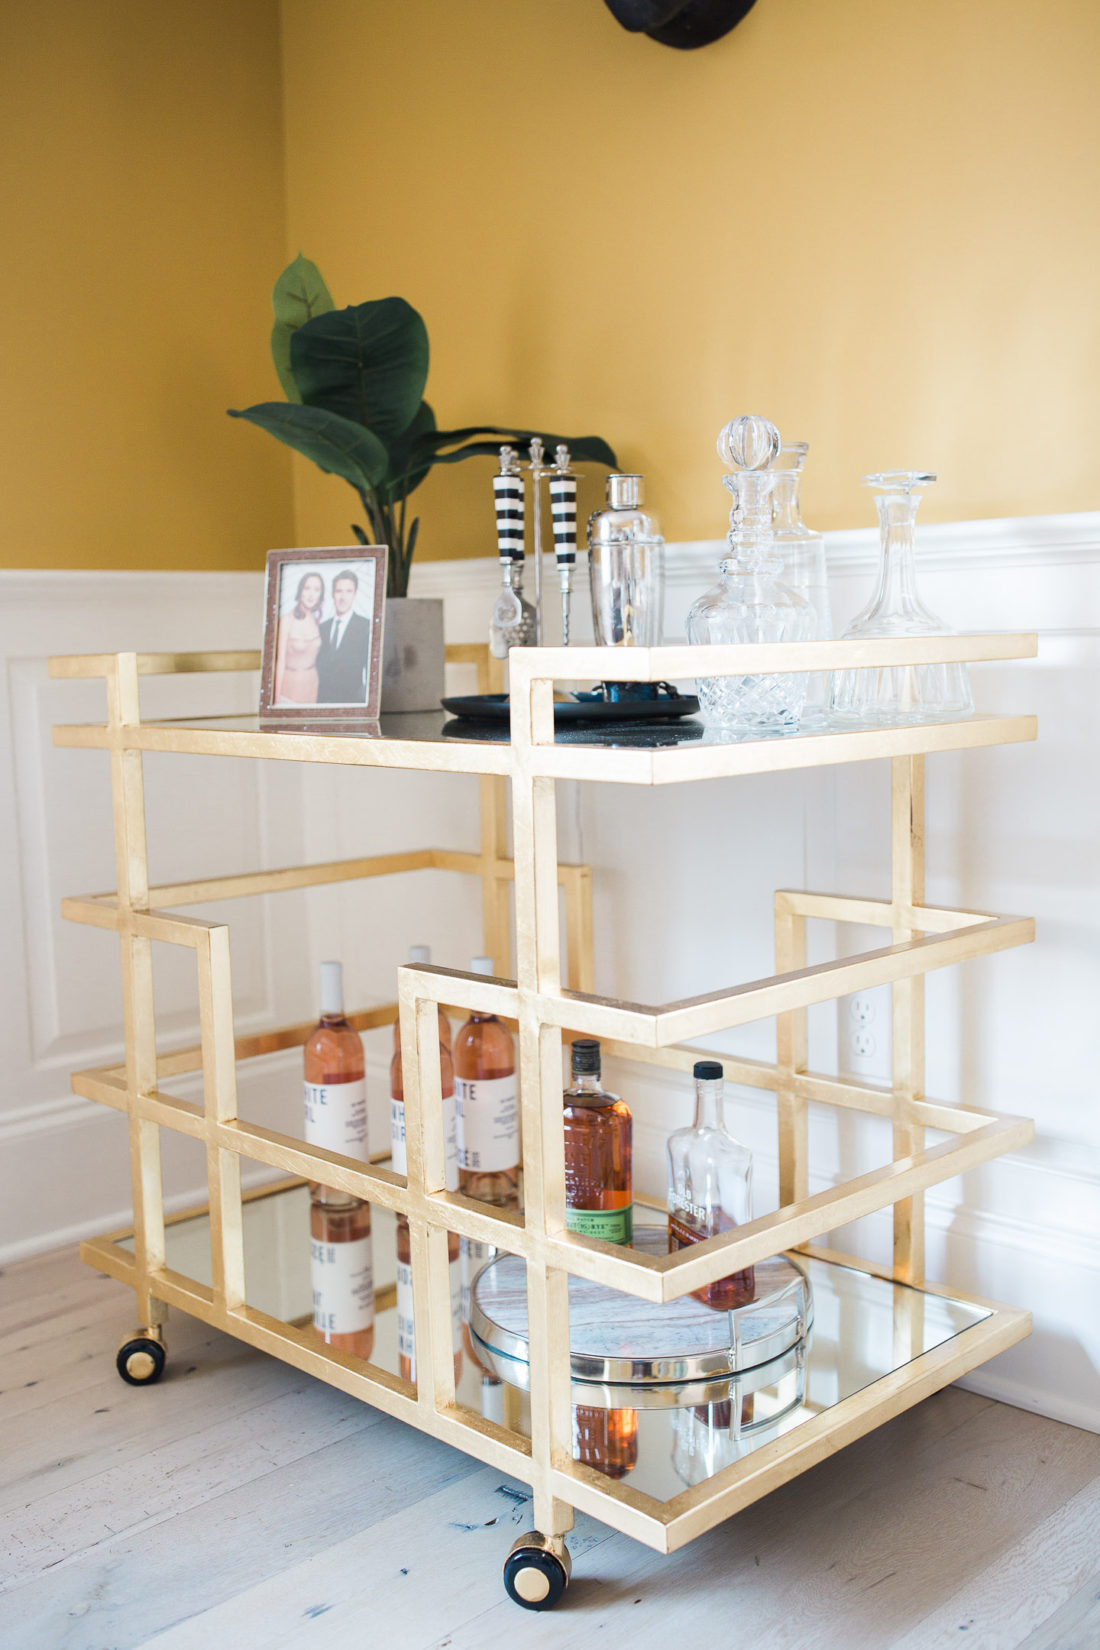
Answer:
[503,1531,571,1610]
[116,1335,166,1386]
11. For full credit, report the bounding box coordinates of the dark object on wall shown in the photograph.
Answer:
[603,0,758,49]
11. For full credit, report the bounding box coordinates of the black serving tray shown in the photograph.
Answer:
[441,690,700,725]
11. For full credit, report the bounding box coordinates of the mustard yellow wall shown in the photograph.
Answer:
[0,1,292,571]
[281,0,1100,556]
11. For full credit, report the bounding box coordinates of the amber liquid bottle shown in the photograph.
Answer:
[563,1039,633,1244]
[304,961,374,1359]
[572,1405,639,1479]
[390,946,461,1384]
[453,956,520,1207]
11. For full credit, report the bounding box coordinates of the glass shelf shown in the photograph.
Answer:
[116,1181,991,1508]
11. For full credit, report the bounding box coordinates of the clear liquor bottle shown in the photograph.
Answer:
[667,1059,755,1310]
[453,956,520,1208]
[563,1039,633,1245]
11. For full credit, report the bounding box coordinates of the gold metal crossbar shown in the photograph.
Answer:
[54,635,1036,1563]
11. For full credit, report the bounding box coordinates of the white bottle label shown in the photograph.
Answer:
[461,1234,493,1326]
[455,1074,518,1173]
[395,1256,462,1380]
[390,1092,458,1189]
[311,1233,374,1336]
[304,1078,367,1160]
[396,1259,416,1376]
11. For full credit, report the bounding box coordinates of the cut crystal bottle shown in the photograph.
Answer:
[687,416,818,733]
[830,471,973,723]
[771,441,832,724]
[667,1059,754,1310]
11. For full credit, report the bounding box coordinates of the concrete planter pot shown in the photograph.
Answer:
[380,596,445,714]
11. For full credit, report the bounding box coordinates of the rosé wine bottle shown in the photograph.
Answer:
[453,957,520,1209]
[304,961,374,1359]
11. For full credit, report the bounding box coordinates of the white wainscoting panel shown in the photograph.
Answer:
[2,515,1096,1435]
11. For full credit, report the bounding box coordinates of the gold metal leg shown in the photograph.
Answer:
[891,754,926,1285]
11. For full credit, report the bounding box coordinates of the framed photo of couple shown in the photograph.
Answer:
[259,546,387,722]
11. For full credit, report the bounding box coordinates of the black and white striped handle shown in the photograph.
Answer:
[493,466,525,562]
[548,474,577,566]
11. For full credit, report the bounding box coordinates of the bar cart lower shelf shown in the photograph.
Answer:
[54,634,1037,1609]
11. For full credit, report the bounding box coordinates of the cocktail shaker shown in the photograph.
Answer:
[587,474,665,647]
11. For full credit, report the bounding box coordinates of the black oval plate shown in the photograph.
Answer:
[441,692,700,725]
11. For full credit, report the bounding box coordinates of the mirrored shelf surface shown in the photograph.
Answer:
[118,1182,991,1507]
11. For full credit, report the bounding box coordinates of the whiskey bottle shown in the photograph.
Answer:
[303,960,367,1199]
[667,1059,755,1310]
[310,1193,374,1360]
[563,1039,633,1245]
[572,1405,638,1479]
[390,946,461,1384]
[453,956,520,1207]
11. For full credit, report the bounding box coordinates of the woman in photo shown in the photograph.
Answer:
[273,570,324,704]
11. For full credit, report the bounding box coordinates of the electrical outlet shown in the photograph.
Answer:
[839,984,892,1081]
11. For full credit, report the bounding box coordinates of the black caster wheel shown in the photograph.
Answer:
[502,1531,571,1610]
[116,1334,166,1386]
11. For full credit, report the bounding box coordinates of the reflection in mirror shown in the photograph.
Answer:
[119,1184,991,1506]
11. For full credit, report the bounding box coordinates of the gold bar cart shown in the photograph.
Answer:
[52,633,1037,1607]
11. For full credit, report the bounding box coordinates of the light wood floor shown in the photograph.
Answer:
[2,1247,1099,1650]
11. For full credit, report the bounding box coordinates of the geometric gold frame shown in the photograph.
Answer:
[53,631,1036,1561]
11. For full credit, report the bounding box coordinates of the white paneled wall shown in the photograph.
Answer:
[2,515,1097,1431]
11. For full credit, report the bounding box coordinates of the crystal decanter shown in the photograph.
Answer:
[686,415,818,733]
[830,471,973,723]
[771,441,832,725]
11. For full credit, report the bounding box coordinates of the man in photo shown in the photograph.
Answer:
[317,569,372,704]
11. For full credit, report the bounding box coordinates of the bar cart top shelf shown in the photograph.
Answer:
[51,634,1037,786]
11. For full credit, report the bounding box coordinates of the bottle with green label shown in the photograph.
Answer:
[563,1039,633,1245]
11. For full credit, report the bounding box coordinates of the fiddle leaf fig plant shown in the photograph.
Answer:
[230,256,619,597]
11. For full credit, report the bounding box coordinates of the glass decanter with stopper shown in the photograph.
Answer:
[686,415,818,733]
[562,1038,633,1245]
[830,471,973,723]
[771,441,833,725]
[667,1059,755,1310]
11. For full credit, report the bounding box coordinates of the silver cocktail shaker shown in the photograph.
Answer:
[587,473,665,647]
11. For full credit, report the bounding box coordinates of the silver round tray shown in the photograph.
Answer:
[469,1226,812,1388]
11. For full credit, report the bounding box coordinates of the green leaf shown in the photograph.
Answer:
[424,429,619,469]
[227,402,389,491]
[270,255,335,401]
[290,298,429,446]
[379,400,437,503]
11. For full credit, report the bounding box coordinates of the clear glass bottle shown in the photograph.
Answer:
[563,1039,633,1245]
[830,471,973,723]
[667,1059,755,1310]
[771,441,832,725]
[453,956,520,1207]
[303,960,367,1201]
[310,1193,374,1360]
[687,416,818,733]
[587,473,665,648]
[391,946,461,1385]
[572,1404,639,1480]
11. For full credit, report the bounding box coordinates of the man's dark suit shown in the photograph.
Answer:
[317,611,371,704]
